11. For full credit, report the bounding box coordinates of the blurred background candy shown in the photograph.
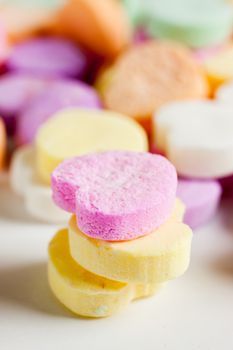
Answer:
[177,178,222,229]
[17,79,102,144]
[97,40,208,132]
[7,37,90,79]
[56,0,132,57]
[0,73,49,135]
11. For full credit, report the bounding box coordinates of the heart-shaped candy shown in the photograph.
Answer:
[153,100,233,178]
[52,151,177,241]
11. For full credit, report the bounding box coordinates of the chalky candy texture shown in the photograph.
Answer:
[48,228,162,317]
[177,179,222,229]
[68,200,192,283]
[0,73,48,135]
[7,38,89,78]
[52,151,177,241]
[17,80,101,144]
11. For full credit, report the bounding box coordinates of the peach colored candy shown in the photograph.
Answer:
[0,119,6,169]
[97,41,209,132]
[57,0,132,57]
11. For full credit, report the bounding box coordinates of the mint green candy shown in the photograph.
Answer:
[144,0,233,48]
[122,0,145,26]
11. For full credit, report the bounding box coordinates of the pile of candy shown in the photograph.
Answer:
[0,0,233,317]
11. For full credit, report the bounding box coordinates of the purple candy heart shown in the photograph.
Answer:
[7,38,90,79]
[0,73,49,135]
[17,79,102,144]
[177,178,222,229]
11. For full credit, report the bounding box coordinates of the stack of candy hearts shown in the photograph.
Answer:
[10,108,148,222]
[48,151,193,317]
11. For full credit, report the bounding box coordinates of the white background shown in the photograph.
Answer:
[0,175,233,350]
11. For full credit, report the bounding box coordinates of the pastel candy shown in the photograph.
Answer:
[0,119,6,169]
[97,41,208,131]
[10,146,69,223]
[154,100,233,178]
[0,73,48,135]
[122,0,144,25]
[57,0,132,57]
[18,80,101,144]
[52,151,177,241]
[7,38,89,78]
[36,109,148,184]
[0,4,60,42]
[48,229,163,318]
[177,179,222,229]
[144,0,233,48]
[68,199,192,283]
[204,45,233,92]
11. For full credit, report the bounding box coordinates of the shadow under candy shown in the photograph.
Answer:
[0,262,74,318]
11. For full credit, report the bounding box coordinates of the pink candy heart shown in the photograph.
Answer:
[51,151,177,241]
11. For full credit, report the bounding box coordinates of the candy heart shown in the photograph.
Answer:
[17,80,101,144]
[0,73,48,135]
[219,175,233,199]
[11,110,147,223]
[7,37,89,78]
[56,0,131,57]
[52,151,177,241]
[153,100,233,178]
[204,45,233,92]
[36,109,148,184]
[96,41,208,131]
[144,0,233,48]
[177,178,222,229]
[48,228,163,318]
[10,146,69,223]
[68,199,192,283]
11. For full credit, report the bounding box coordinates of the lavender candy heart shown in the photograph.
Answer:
[7,38,90,79]
[177,178,222,229]
[0,73,49,135]
[17,79,102,144]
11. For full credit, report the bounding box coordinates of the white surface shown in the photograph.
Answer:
[0,176,233,350]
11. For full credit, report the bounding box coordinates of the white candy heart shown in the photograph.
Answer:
[153,100,233,178]
[10,146,69,223]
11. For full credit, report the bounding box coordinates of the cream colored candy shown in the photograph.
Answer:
[154,100,233,178]
[48,229,162,318]
[36,108,148,184]
[68,199,192,284]
[204,45,233,93]
[10,109,147,222]
[10,146,69,223]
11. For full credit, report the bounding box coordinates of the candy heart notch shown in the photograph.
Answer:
[153,100,233,178]
[52,151,177,241]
